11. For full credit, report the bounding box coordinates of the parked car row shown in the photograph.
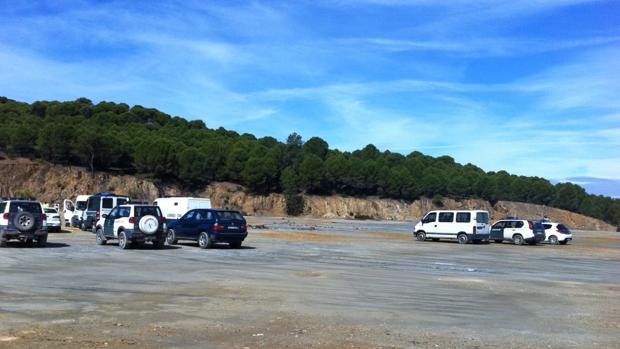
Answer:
[413,210,573,245]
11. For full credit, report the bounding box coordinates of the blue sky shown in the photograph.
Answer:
[1,0,619,195]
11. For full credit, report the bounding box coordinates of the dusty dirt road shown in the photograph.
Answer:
[1,217,619,348]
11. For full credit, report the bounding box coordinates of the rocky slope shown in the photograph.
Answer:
[0,158,615,231]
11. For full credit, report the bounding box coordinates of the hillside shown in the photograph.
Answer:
[1,96,619,228]
[0,158,614,231]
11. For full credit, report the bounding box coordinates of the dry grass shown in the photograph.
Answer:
[364,231,412,241]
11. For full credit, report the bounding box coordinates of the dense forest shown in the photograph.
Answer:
[0,96,619,227]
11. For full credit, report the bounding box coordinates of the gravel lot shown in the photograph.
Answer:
[1,217,619,348]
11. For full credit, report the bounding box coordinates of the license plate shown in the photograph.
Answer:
[228,226,239,230]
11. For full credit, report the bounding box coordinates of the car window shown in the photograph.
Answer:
[76,201,87,210]
[423,212,436,223]
[87,197,100,210]
[515,221,524,228]
[135,206,161,217]
[183,211,195,220]
[216,211,244,220]
[438,212,454,223]
[117,198,128,206]
[119,207,130,217]
[543,224,552,230]
[108,207,119,218]
[475,212,489,224]
[0,202,6,213]
[10,202,42,214]
[558,224,571,233]
[456,212,471,223]
[102,198,114,209]
[44,208,57,214]
[492,221,505,229]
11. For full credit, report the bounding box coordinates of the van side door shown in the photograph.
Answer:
[437,212,455,237]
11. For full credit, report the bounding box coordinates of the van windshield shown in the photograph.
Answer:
[475,212,489,224]
[76,201,87,210]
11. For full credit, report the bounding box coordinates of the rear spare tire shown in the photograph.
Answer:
[14,212,36,232]
[139,215,159,234]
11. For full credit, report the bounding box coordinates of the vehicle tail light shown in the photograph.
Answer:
[41,214,47,220]
[95,208,100,221]
[212,223,223,231]
[3,213,9,220]
[472,226,476,234]
[241,224,247,232]
[528,221,533,230]
[129,217,136,224]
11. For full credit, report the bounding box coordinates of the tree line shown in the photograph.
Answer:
[1,96,618,227]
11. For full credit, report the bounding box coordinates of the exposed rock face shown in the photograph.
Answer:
[0,158,615,231]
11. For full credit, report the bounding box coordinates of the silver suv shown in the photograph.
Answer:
[0,200,48,247]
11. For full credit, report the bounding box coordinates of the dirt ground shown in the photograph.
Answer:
[0,217,619,349]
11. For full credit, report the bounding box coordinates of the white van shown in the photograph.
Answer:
[63,195,91,227]
[153,197,212,222]
[413,210,491,244]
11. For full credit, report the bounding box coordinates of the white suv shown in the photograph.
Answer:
[95,204,166,249]
[541,222,572,245]
[0,200,48,247]
[490,219,546,245]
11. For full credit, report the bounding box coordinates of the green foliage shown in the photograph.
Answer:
[1,96,619,226]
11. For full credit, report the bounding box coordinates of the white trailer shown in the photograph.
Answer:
[153,197,212,221]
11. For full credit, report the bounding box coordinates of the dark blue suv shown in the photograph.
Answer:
[166,209,247,249]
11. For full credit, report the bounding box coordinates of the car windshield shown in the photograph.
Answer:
[0,202,6,213]
[76,201,87,210]
[216,211,244,221]
[134,206,162,217]
[44,208,57,214]
[10,202,42,214]
[475,212,489,224]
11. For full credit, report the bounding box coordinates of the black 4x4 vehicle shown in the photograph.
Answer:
[95,204,166,249]
[0,200,48,247]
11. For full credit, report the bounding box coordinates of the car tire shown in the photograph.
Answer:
[166,229,178,245]
[36,235,47,247]
[25,238,34,247]
[96,228,107,245]
[153,238,165,249]
[229,241,242,249]
[457,233,469,244]
[415,231,426,241]
[548,235,559,245]
[118,231,129,250]
[14,212,36,232]
[513,234,524,245]
[0,238,7,247]
[80,221,87,231]
[198,232,212,249]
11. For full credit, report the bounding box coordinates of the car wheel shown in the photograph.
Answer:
[118,231,129,249]
[153,239,165,249]
[0,238,7,247]
[36,235,47,247]
[415,231,426,241]
[229,241,242,249]
[513,234,524,245]
[548,235,559,245]
[198,232,212,249]
[457,233,469,244]
[494,239,503,243]
[80,221,87,231]
[96,228,107,245]
[166,229,177,245]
